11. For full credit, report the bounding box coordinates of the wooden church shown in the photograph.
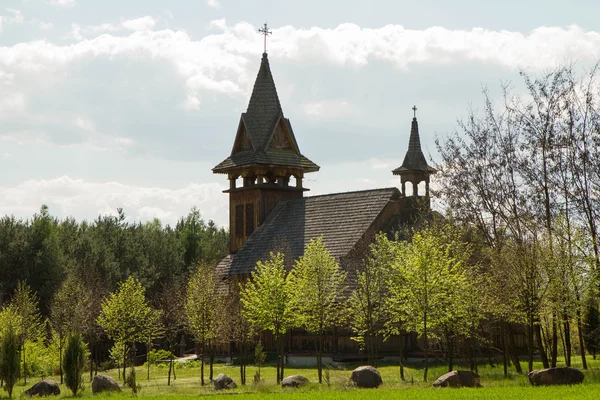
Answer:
[213,52,435,356]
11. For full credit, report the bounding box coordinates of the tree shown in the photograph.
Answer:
[184,262,220,386]
[11,281,44,384]
[349,233,394,368]
[50,274,89,383]
[388,223,471,382]
[288,237,346,383]
[240,252,291,384]
[97,277,162,382]
[0,324,20,398]
[62,333,87,396]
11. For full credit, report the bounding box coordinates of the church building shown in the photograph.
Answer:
[213,51,434,279]
[212,52,435,355]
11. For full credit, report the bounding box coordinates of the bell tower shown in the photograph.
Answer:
[213,52,319,253]
[392,106,436,198]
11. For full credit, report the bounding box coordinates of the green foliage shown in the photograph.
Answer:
[288,237,347,335]
[0,324,20,398]
[125,366,140,394]
[240,252,291,336]
[184,262,220,347]
[97,276,163,346]
[63,333,87,396]
[147,349,175,365]
[349,233,395,354]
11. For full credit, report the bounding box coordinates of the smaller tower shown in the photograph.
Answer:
[392,106,436,197]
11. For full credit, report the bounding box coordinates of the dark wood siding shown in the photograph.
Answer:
[235,204,244,236]
[245,203,255,236]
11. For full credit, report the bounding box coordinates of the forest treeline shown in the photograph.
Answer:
[0,206,229,315]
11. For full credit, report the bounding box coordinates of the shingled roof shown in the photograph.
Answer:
[393,117,436,174]
[213,53,318,173]
[216,187,400,276]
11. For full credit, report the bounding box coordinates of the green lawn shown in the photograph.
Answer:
[6,356,600,399]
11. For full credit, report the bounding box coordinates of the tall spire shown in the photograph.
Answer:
[244,52,283,151]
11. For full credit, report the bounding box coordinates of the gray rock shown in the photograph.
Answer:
[24,380,60,396]
[213,373,237,390]
[350,365,382,388]
[433,370,481,388]
[528,367,584,386]
[281,375,309,388]
[92,375,121,394]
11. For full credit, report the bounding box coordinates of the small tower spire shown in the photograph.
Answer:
[392,107,436,197]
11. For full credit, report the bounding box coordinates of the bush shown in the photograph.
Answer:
[147,349,174,365]
[63,333,87,396]
[125,366,140,395]
[0,325,21,398]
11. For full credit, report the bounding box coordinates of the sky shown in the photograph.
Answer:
[1,0,600,228]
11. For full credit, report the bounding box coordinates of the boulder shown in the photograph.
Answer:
[433,370,481,388]
[24,380,60,396]
[213,373,237,390]
[350,365,382,388]
[528,367,584,386]
[92,375,121,394]
[281,375,309,388]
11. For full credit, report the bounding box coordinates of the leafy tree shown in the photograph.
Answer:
[50,274,89,383]
[288,237,347,383]
[349,233,394,368]
[97,277,162,382]
[63,333,87,396]
[388,223,471,382]
[184,262,220,386]
[240,252,291,384]
[10,281,45,384]
[0,324,20,398]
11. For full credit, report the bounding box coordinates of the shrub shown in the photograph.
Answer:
[63,333,87,396]
[0,325,21,398]
[125,366,140,395]
[147,349,174,365]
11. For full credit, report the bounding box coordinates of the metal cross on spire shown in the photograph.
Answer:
[258,22,272,53]
[412,105,418,118]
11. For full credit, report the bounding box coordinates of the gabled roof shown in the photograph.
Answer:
[393,117,436,174]
[213,53,318,174]
[216,188,400,276]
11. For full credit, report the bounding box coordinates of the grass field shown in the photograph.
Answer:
[6,356,600,399]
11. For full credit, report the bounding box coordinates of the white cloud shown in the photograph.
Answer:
[121,16,156,31]
[0,93,26,115]
[39,21,53,30]
[182,94,201,110]
[0,176,228,226]
[206,0,221,9]
[72,116,95,131]
[49,0,76,8]
[0,8,24,30]
[304,100,352,119]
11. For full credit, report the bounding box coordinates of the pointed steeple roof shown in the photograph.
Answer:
[393,116,436,175]
[213,53,319,174]
[243,53,283,151]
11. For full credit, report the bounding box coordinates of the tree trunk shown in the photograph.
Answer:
[200,341,205,386]
[23,343,27,385]
[59,340,63,384]
[168,355,173,386]
[239,341,245,385]
[576,309,588,369]
[534,322,550,368]
[551,314,558,367]
[501,323,508,377]
[446,332,453,372]
[528,318,534,372]
[563,317,572,366]
[123,348,127,383]
[506,322,522,373]
[423,316,428,382]
[399,334,405,381]
[317,333,323,384]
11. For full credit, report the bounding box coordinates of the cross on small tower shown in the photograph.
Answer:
[258,22,272,53]
[412,105,418,118]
